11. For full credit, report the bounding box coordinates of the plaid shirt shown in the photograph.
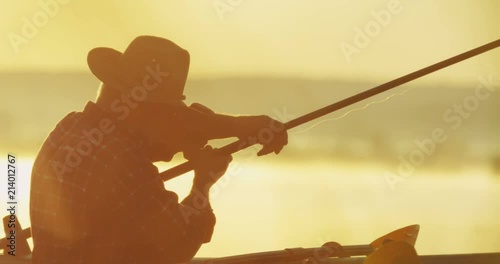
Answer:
[30,102,215,264]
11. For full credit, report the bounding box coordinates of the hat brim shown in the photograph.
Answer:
[87,47,186,108]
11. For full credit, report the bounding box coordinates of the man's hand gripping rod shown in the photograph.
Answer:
[160,39,500,181]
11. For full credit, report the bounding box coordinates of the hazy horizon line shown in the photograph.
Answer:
[0,70,479,88]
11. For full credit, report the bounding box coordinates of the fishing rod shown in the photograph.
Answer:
[160,39,500,181]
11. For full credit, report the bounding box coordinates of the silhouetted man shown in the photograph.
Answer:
[30,36,288,264]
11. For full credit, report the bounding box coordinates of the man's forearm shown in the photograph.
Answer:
[179,178,215,245]
[200,113,247,140]
[181,178,212,212]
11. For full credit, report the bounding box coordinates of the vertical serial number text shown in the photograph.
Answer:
[6,154,17,256]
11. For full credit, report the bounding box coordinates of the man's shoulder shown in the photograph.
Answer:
[32,101,152,177]
[43,102,127,150]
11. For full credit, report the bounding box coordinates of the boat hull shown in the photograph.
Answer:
[1,253,499,264]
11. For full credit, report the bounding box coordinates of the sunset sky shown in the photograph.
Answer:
[1,0,499,84]
[1,0,500,258]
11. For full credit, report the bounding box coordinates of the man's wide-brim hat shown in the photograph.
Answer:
[87,35,189,106]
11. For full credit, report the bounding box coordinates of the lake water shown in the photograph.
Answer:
[2,156,499,257]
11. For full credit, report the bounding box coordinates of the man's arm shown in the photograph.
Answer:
[179,145,232,237]
[182,103,288,156]
[169,146,232,262]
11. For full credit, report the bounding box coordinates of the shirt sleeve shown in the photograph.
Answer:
[105,143,216,262]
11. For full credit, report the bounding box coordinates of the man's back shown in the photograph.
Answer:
[29,102,199,263]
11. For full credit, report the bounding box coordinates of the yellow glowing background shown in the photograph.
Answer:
[2,0,499,81]
[1,0,499,259]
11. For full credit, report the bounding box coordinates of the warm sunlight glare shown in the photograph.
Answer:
[1,1,499,262]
